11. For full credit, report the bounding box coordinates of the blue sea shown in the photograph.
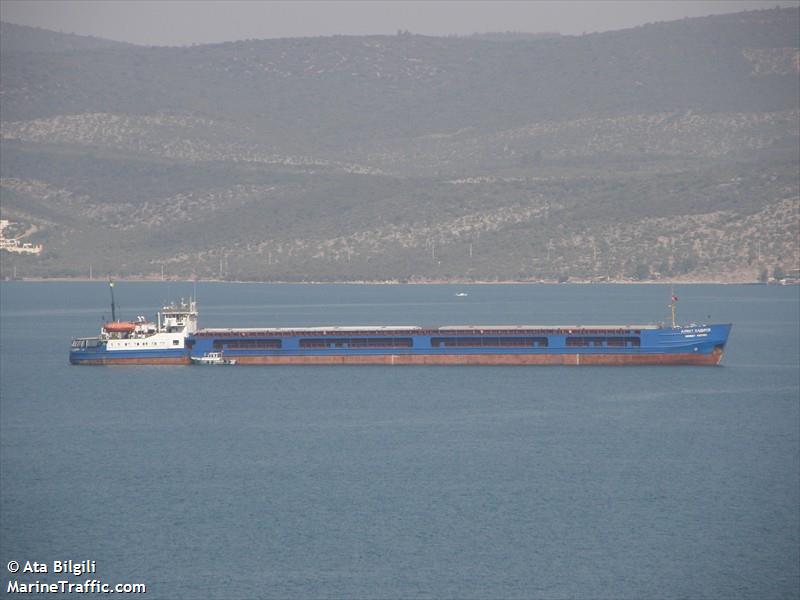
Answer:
[1,282,798,599]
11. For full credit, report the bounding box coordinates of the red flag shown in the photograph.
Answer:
[672,295,678,302]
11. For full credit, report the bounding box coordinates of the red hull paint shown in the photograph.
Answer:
[232,348,724,366]
[71,356,190,365]
[71,349,724,366]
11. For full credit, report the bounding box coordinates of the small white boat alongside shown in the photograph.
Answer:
[191,352,236,366]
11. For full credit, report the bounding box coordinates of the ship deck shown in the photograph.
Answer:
[193,324,661,337]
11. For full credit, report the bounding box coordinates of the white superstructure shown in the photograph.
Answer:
[103,300,197,352]
[71,299,198,353]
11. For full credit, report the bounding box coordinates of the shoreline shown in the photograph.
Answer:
[1,276,775,285]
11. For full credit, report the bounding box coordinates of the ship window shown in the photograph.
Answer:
[567,336,640,347]
[299,337,413,348]
[567,337,600,347]
[173,340,180,346]
[214,339,282,350]
[431,337,547,348]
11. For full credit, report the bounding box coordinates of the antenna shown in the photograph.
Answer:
[109,279,117,322]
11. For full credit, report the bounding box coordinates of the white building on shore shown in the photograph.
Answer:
[0,219,43,255]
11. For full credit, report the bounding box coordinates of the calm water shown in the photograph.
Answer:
[1,282,798,599]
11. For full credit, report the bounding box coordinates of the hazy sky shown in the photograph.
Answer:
[1,0,797,46]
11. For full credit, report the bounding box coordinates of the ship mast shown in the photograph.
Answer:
[109,280,117,322]
[668,287,678,328]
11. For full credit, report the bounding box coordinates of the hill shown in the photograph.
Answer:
[0,21,133,54]
[0,8,798,282]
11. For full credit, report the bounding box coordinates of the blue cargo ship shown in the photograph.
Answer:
[70,283,731,366]
[189,323,731,365]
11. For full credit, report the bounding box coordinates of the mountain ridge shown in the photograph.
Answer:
[1,8,797,282]
[0,21,134,54]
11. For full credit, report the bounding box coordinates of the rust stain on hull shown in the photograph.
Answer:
[232,349,724,366]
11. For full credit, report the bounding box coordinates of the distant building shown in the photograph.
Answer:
[782,268,800,285]
[0,219,43,255]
